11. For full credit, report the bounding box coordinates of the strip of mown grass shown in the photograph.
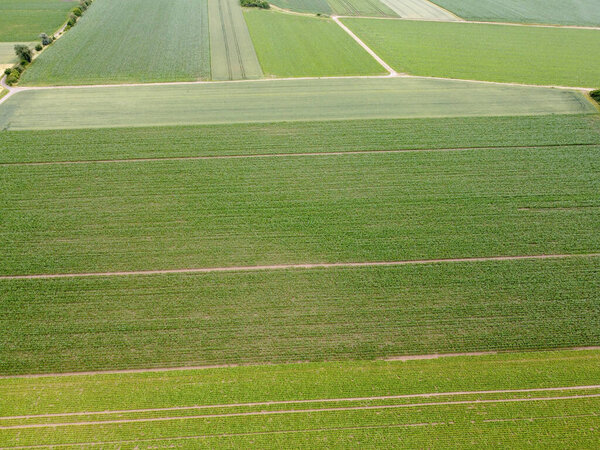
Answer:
[1,114,599,164]
[244,10,384,77]
[1,351,600,446]
[20,0,210,86]
[1,258,599,374]
[344,19,600,87]
[0,78,595,130]
[0,0,78,41]
[2,146,599,275]
[270,0,332,14]
[430,0,600,27]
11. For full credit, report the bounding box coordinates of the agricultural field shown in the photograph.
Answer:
[0,0,78,41]
[1,113,598,163]
[380,0,459,20]
[1,350,600,446]
[19,0,211,86]
[343,19,600,87]
[327,0,397,17]
[244,10,384,77]
[2,257,599,373]
[209,0,262,80]
[430,0,600,27]
[1,0,600,445]
[0,77,594,130]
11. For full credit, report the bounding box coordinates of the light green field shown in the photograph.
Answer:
[1,258,599,373]
[1,350,600,446]
[431,0,600,26]
[0,0,77,41]
[0,78,594,130]
[20,0,211,86]
[244,10,384,77]
[2,145,599,275]
[328,0,397,16]
[270,0,332,14]
[2,114,598,163]
[380,0,458,20]
[0,42,24,65]
[209,0,262,80]
[344,19,600,87]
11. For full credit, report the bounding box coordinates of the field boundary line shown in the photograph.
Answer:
[1,253,598,281]
[331,16,397,75]
[3,385,600,421]
[2,143,597,167]
[3,394,600,429]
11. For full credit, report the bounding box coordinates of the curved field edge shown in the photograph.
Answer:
[0,78,595,131]
[1,257,599,374]
[1,114,599,164]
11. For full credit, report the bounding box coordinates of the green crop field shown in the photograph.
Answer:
[0,42,24,66]
[1,258,599,373]
[431,0,600,26]
[0,78,594,130]
[1,350,600,446]
[208,0,262,80]
[343,19,600,87]
[0,0,78,41]
[19,0,211,86]
[328,0,397,17]
[270,0,332,14]
[2,145,599,275]
[1,114,598,163]
[244,10,384,77]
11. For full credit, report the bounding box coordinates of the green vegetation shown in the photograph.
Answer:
[327,0,397,17]
[244,10,384,77]
[0,78,594,130]
[270,0,332,14]
[20,0,211,86]
[2,114,598,163]
[1,350,600,447]
[0,0,78,41]
[241,0,269,8]
[430,0,600,26]
[343,19,600,88]
[1,258,599,373]
[208,0,262,80]
[0,42,25,65]
[379,0,458,20]
[2,146,599,275]
[591,90,600,104]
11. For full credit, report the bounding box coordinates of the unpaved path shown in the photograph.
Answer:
[4,385,600,421]
[4,143,596,167]
[2,393,599,429]
[1,253,598,281]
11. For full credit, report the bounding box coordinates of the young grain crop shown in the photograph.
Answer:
[343,19,600,87]
[0,0,78,41]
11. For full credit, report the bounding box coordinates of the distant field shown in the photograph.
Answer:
[2,258,599,373]
[0,42,19,65]
[209,0,262,80]
[344,19,600,87]
[2,146,599,275]
[270,0,332,14]
[380,0,458,20]
[328,0,397,17]
[0,0,77,41]
[20,0,211,86]
[0,78,594,130]
[1,351,600,446]
[2,114,598,163]
[431,0,600,26]
[244,10,384,77]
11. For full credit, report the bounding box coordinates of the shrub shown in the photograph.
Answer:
[72,7,83,16]
[4,68,11,76]
[39,33,51,45]
[67,16,77,27]
[35,44,43,51]
[14,44,32,63]
[6,69,20,85]
[591,90,600,104]
[240,0,270,8]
